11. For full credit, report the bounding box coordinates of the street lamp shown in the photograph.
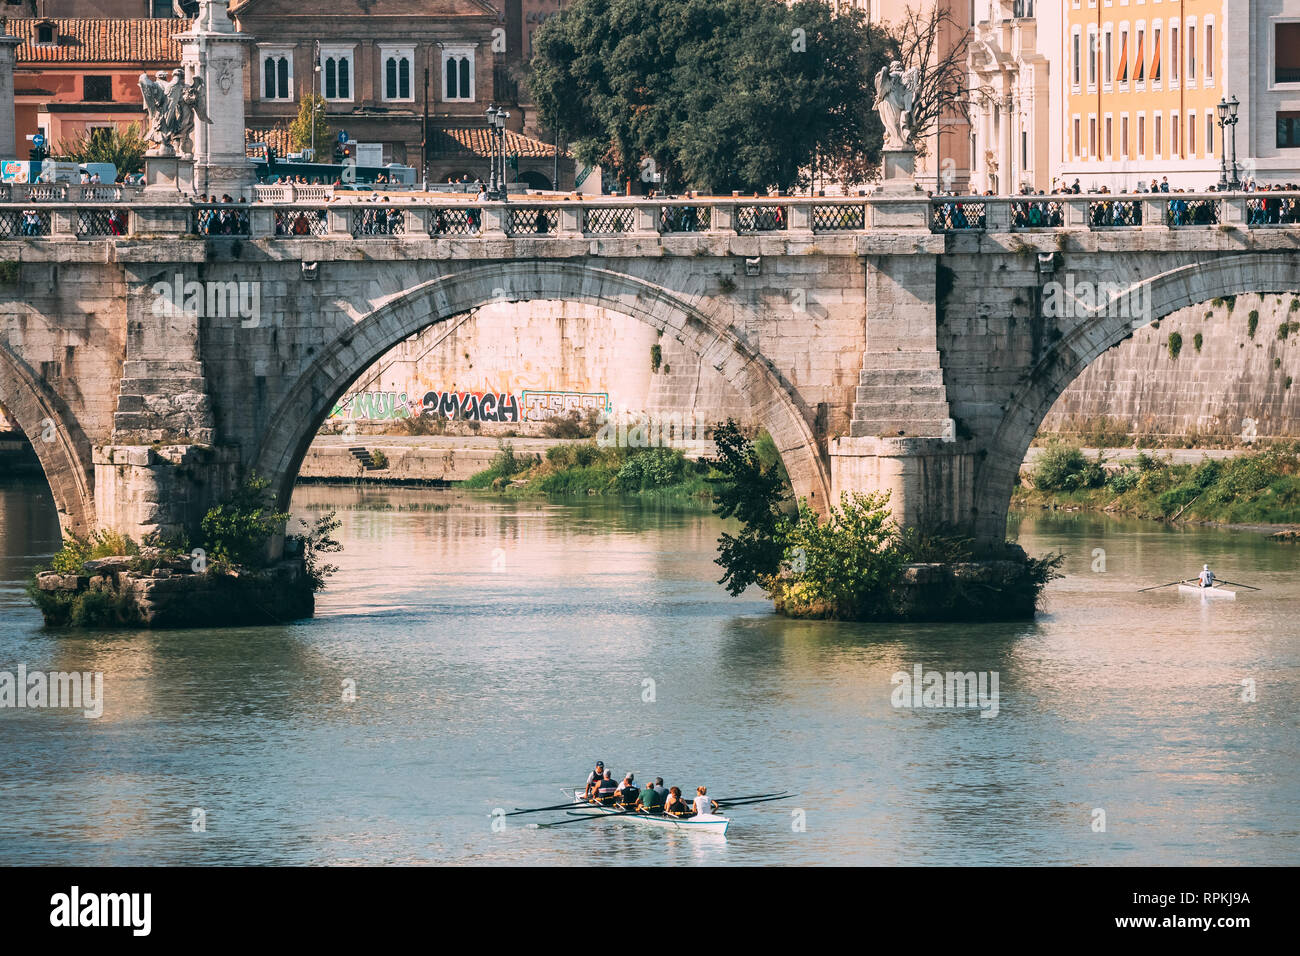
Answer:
[485,105,510,201]
[1217,96,1241,190]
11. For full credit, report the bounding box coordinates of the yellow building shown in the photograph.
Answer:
[1059,0,1227,190]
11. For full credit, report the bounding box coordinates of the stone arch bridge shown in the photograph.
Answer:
[2,189,1298,549]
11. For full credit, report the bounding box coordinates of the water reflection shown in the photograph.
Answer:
[0,479,1295,865]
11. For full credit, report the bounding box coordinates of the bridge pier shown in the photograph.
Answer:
[93,444,241,544]
[829,437,977,536]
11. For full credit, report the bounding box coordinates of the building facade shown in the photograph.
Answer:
[8,16,186,152]
[969,0,1300,194]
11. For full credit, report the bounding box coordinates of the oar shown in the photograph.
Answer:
[1137,580,1184,592]
[714,790,789,803]
[718,793,796,808]
[505,801,589,817]
[533,809,639,828]
[716,791,793,807]
[1215,579,1261,591]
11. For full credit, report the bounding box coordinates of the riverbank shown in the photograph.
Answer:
[1015,441,1300,534]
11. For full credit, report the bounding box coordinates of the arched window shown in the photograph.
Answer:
[442,47,476,102]
[386,58,398,99]
[399,58,410,99]
[261,49,292,99]
[321,47,355,101]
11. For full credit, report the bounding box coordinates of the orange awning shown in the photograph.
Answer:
[1151,36,1161,79]
[1118,33,1129,83]
[1135,33,1145,80]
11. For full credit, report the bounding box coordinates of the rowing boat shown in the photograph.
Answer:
[567,789,730,835]
[1177,583,1236,600]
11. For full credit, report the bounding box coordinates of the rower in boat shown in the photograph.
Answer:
[591,771,617,805]
[652,777,668,804]
[583,760,606,799]
[663,787,687,816]
[636,779,665,814]
[692,786,718,817]
[1196,564,1216,589]
[614,773,639,808]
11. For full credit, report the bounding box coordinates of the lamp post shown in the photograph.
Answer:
[1216,97,1231,190]
[485,105,510,201]
[1226,95,1241,189]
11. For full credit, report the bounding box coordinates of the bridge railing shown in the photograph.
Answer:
[3,192,1300,241]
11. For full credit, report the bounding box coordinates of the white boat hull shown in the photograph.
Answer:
[569,790,729,835]
[1178,583,1236,600]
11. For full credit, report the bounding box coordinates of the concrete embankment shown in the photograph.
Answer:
[298,435,716,483]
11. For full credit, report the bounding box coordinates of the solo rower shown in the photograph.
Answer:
[1197,564,1216,588]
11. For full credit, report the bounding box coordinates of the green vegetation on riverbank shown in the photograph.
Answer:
[463,435,786,505]
[1016,441,1300,525]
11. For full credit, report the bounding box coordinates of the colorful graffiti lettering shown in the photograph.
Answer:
[421,390,521,422]
[330,391,418,420]
[521,390,612,421]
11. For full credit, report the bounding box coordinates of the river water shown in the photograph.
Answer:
[0,477,1296,866]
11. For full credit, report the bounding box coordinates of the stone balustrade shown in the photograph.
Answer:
[0,191,1297,241]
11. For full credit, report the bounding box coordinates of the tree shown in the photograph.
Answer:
[707,421,791,595]
[289,93,333,157]
[888,5,974,163]
[528,0,894,193]
[55,122,149,176]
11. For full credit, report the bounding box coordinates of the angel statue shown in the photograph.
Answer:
[138,67,210,157]
[873,60,922,151]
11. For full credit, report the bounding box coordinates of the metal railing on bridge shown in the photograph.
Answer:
[0,191,1297,241]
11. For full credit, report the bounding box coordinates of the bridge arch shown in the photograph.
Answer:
[253,260,833,511]
[0,344,95,534]
[973,250,1300,543]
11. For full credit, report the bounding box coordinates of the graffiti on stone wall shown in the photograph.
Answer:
[330,387,614,423]
[422,390,522,423]
[521,390,613,421]
[329,391,421,420]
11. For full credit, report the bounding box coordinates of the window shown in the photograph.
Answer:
[1155,113,1162,156]
[1122,115,1129,156]
[1104,27,1113,88]
[1021,129,1028,169]
[1277,24,1300,84]
[1090,116,1097,157]
[381,46,414,101]
[1105,115,1113,157]
[1119,28,1129,86]
[150,0,173,15]
[1188,111,1196,155]
[322,47,354,101]
[1136,27,1146,84]
[1172,111,1180,154]
[1278,112,1300,147]
[83,75,112,102]
[261,47,292,100]
[35,21,55,45]
[1074,116,1082,157]
[442,45,476,101]
[1088,28,1098,88]
[1205,21,1214,80]
[1138,114,1146,156]
[1206,114,1213,154]
[1072,30,1081,87]
[1171,24,1179,83]
[1187,23,1196,81]
[1152,26,1162,83]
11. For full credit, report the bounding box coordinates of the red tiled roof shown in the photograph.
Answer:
[435,127,568,159]
[9,18,190,65]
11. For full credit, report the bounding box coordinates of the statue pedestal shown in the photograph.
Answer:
[877,148,919,195]
[142,154,195,198]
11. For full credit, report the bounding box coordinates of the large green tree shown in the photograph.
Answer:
[529,0,893,193]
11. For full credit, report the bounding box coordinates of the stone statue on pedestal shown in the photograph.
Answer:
[873,61,921,151]
[138,67,210,157]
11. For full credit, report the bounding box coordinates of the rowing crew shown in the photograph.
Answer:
[583,761,719,817]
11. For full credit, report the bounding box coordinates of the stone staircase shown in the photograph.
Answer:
[849,357,953,438]
[347,445,386,470]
